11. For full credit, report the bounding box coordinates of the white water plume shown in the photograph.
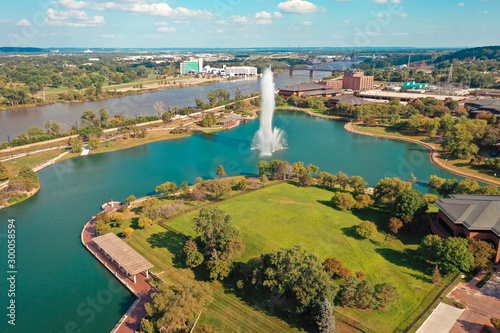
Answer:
[252,67,287,156]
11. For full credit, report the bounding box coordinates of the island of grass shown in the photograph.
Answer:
[110,182,455,332]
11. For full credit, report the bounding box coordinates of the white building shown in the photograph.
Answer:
[223,66,258,77]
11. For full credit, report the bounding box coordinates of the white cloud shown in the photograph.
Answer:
[232,15,248,23]
[101,34,121,38]
[277,0,318,13]
[157,26,176,32]
[93,1,212,19]
[256,19,272,25]
[255,11,273,19]
[274,11,283,18]
[174,20,190,24]
[143,34,163,39]
[302,21,312,25]
[344,20,350,23]
[331,35,344,39]
[45,9,105,27]
[458,2,465,6]
[154,22,167,26]
[58,0,88,9]
[15,19,32,26]
[216,29,224,33]
[392,32,409,36]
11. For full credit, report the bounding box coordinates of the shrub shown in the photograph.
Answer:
[331,192,356,211]
[355,271,366,280]
[323,258,344,277]
[356,221,377,239]
[355,194,374,209]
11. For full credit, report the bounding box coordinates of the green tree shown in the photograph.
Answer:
[419,234,443,263]
[432,265,442,285]
[180,181,189,196]
[443,124,479,159]
[392,190,428,219]
[356,221,377,239]
[317,299,336,333]
[331,192,357,211]
[374,178,412,203]
[355,194,374,209]
[354,280,375,309]
[235,87,243,100]
[145,280,213,332]
[429,175,446,189]
[207,89,230,107]
[193,207,240,244]
[468,238,495,271]
[0,162,9,181]
[373,283,399,308]
[125,195,136,204]
[162,111,173,124]
[183,238,204,268]
[337,172,349,189]
[348,175,368,194]
[340,276,358,307]
[69,137,84,153]
[111,212,124,227]
[216,164,226,178]
[436,237,474,274]
[155,181,178,195]
[257,161,270,176]
[79,110,97,127]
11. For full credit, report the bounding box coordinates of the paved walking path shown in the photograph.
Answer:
[345,121,500,187]
[81,202,156,333]
[448,277,500,333]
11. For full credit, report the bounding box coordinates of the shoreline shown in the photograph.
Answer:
[0,76,227,112]
[344,121,500,187]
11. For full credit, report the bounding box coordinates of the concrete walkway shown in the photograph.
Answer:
[480,270,500,299]
[416,302,465,333]
[81,203,156,333]
[344,121,500,187]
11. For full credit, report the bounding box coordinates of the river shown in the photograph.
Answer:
[0,106,461,332]
[0,63,356,139]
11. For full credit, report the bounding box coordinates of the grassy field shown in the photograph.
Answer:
[120,183,446,332]
[2,148,65,176]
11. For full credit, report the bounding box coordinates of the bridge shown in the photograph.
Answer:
[270,64,348,78]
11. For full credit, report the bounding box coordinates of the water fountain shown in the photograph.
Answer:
[252,67,287,156]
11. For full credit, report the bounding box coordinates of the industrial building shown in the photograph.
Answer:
[278,83,341,98]
[401,81,428,90]
[465,99,500,117]
[180,58,204,74]
[223,66,258,77]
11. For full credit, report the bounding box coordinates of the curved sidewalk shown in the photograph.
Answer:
[81,204,156,333]
[345,122,500,187]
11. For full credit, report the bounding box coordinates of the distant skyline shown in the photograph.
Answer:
[1,0,499,49]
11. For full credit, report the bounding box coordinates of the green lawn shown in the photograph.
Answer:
[123,183,445,332]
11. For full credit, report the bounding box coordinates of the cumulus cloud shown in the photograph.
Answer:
[255,11,273,19]
[58,0,88,9]
[101,34,121,38]
[277,0,318,13]
[15,19,32,26]
[93,1,212,19]
[45,9,105,27]
[232,15,248,23]
[302,21,312,25]
[256,19,272,25]
[274,11,283,18]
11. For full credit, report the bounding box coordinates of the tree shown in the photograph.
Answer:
[355,194,374,209]
[180,181,189,197]
[0,162,9,181]
[138,217,153,229]
[69,137,83,153]
[162,111,173,124]
[432,265,442,285]
[354,280,375,309]
[125,195,136,204]
[191,188,206,205]
[99,108,110,125]
[153,101,165,117]
[235,87,243,100]
[193,207,240,244]
[337,172,349,189]
[331,192,357,211]
[356,221,377,239]
[388,217,403,234]
[200,113,217,127]
[340,276,358,307]
[207,89,230,107]
[183,238,204,268]
[373,283,399,308]
[216,164,226,178]
[88,133,100,149]
[323,258,344,277]
[317,299,336,333]
[145,280,213,332]
[80,110,97,127]
[429,175,446,189]
[468,238,495,271]
[348,176,368,194]
[374,178,412,203]
[123,227,134,238]
[436,237,474,274]
[155,181,178,195]
[419,235,443,263]
[111,212,124,227]
[257,161,270,176]
[392,190,428,219]
[443,124,479,159]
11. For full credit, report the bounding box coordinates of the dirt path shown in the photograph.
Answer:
[344,121,500,187]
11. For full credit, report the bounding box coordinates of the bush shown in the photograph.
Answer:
[356,221,377,239]
[355,271,366,280]
[355,194,374,209]
[331,192,356,211]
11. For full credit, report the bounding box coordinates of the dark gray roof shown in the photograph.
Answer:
[465,99,500,114]
[435,195,500,236]
[279,83,330,92]
[303,89,341,96]
[328,95,373,105]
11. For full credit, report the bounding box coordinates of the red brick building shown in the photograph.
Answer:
[317,79,344,90]
[409,61,427,68]
[343,71,374,91]
[430,195,500,264]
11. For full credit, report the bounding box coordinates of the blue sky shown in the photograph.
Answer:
[1,0,498,48]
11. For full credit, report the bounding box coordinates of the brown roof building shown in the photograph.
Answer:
[326,95,373,108]
[430,195,500,264]
[278,83,342,98]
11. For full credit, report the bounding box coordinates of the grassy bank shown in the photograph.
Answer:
[117,183,446,332]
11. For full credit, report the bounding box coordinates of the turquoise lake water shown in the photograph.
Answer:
[0,110,460,332]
